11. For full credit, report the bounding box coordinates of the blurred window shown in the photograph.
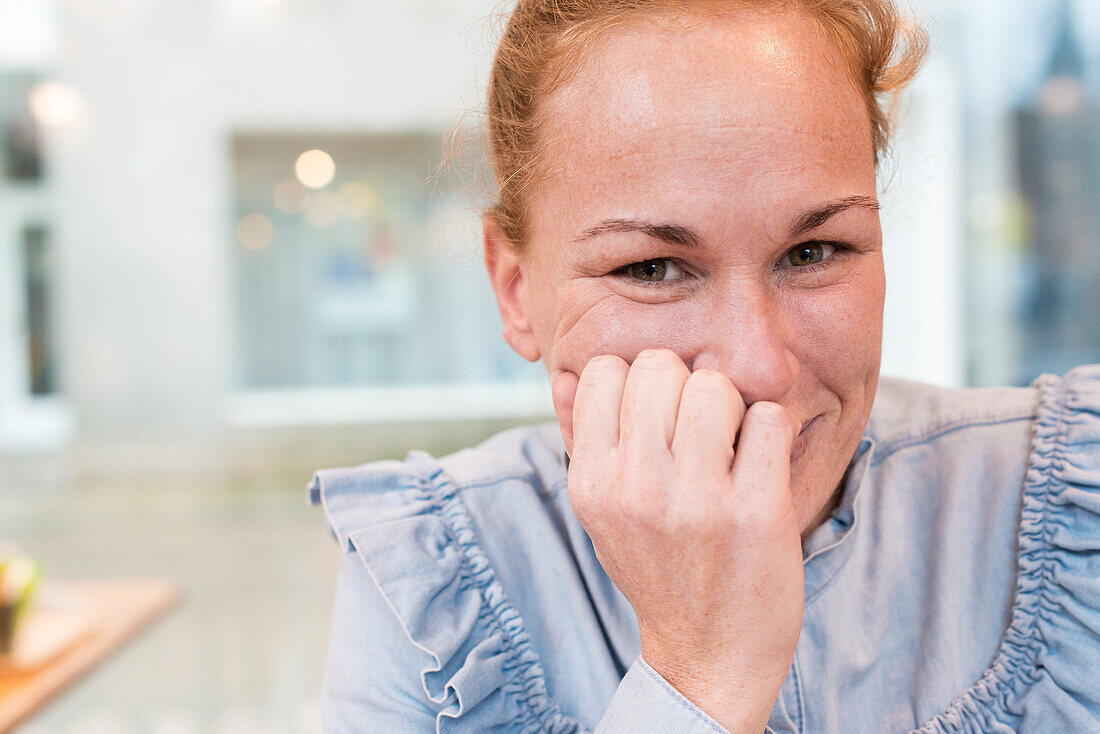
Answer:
[0,75,42,182]
[0,69,69,451]
[231,133,542,391]
[0,73,56,399]
[960,0,1100,385]
[22,222,55,395]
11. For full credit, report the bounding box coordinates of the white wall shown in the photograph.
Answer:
[45,0,501,456]
[879,42,967,388]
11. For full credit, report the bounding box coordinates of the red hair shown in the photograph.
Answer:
[485,0,929,246]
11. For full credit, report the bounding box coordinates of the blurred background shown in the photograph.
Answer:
[0,0,1097,731]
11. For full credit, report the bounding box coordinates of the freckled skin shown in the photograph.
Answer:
[488,7,883,537]
[483,8,885,728]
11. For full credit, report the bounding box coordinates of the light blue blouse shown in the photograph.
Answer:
[309,365,1100,733]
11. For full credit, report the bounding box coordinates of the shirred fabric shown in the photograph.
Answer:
[312,366,1100,733]
[312,450,584,733]
[911,366,1100,733]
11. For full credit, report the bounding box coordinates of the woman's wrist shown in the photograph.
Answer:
[640,648,786,734]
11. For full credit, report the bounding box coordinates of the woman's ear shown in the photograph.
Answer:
[483,216,541,362]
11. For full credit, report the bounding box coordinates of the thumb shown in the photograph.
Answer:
[551,369,580,458]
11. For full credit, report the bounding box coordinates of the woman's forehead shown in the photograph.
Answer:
[541,7,864,130]
[531,6,875,231]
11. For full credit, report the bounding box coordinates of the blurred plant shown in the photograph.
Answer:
[0,544,41,654]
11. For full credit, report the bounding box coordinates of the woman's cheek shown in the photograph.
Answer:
[787,273,884,384]
[547,295,706,377]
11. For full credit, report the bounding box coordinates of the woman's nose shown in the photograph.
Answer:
[689,289,800,406]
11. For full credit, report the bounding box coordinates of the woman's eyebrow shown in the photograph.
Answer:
[572,195,879,249]
[788,195,879,238]
[571,219,702,249]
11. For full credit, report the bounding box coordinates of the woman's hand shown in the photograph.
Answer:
[552,349,804,734]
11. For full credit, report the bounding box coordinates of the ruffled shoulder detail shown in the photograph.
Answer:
[916,364,1100,733]
[309,448,584,734]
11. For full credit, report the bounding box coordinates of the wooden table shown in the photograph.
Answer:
[0,579,180,733]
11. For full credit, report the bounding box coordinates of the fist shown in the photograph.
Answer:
[551,349,804,734]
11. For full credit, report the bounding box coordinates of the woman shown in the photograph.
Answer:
[310,1,1100,732]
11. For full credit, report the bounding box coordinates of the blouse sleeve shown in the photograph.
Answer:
[595,657,738,733]
[312,455,746,734]
[321,548,438,733]
[321,545,738,733]
[915,363,1100,733]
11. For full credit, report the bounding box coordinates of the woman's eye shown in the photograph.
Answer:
[621,258,685,283]
[781,242,837,268]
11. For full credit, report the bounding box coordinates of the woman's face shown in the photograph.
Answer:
[486,7,884,533]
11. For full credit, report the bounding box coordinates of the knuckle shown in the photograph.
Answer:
[684,369,733,396]
[612,473,663,518]
[616,470,652,500]
[665,500,715,535]
[747,401,789,431]
[583,353,627,377]
[619,498,664,532]
[568,482,602,525]
[633,348,682,369]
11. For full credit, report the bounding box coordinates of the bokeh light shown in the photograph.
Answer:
[27,81,82,126]
[272,178,306,215]
[1039,76,1085,116]
[236,212,274,250]
[339,181,380,218]
[294,149,335,189]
